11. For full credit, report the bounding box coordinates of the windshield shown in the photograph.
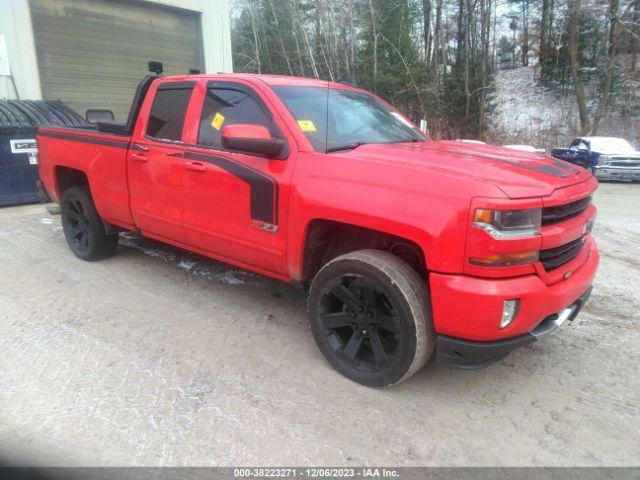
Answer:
[588,137,636,155]
[271,86,425,152]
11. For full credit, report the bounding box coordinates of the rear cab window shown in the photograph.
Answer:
[146,84,193,142]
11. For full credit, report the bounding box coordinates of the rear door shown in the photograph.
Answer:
[181,80,294,275]
[128,81,194,241]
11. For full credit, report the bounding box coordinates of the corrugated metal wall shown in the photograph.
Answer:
[30,0,202,120]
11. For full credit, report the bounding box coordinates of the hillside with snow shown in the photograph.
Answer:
[490,66,639,151]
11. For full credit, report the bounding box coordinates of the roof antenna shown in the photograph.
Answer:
[148,61,163,76]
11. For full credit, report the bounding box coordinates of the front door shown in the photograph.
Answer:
[181,82,292,275]
[128,83,193,241]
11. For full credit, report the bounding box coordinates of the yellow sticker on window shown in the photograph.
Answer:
[211,112,225,130]
[297,120,317,132]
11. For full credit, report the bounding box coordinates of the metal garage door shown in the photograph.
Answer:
[30,0,202,120]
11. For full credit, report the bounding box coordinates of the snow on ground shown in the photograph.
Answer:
[119,231,257,285]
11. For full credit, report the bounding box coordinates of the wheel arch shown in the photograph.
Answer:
[299,218,429,285]
[54,166,90,199]
[55,167,120,235]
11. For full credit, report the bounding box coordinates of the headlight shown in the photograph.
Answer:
[473,208,541,239]
[598,155,611,165]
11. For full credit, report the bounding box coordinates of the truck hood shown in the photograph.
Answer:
[339,140,591,198]
[604,152,640,159]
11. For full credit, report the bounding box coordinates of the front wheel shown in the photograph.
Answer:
[308,250,435,387]
[61,186,118,261]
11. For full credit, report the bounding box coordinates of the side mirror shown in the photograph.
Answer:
[221,124,284,158]
[86,109,115,124]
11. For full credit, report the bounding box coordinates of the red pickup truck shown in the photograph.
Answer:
[37,67,599,387]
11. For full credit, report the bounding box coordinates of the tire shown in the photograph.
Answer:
[61,186,118,261]
[308,249,435,387]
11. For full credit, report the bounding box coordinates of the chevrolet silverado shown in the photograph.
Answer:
[36,66,599,387]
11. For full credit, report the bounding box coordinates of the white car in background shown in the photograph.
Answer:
[503,144,546,154]
[455,141,547,155]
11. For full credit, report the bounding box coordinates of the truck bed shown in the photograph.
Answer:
[37,126,135,230]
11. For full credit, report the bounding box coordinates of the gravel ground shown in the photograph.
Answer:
[0,182,638,467]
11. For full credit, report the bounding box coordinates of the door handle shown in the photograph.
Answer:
[185,161,206,172]
[132,144,149,152]
[131,153,148,162]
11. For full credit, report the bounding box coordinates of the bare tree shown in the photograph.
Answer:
[368,0,378,82]
[294,0,320,78]
[431,0,443,74]
[479,0,492,133]
[521,0,529,66]
[423,0,432,64]
[591,0,621,133]
[249,1,262,73]
[630,0,640,72]
[269,0,293,76]
[540,0,551,66]
[568,0,591,134]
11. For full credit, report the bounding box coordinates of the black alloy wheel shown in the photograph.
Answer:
[61,186,118,261]
[319,274,401,373]
[64,197,91,252]
[309,250,434,387]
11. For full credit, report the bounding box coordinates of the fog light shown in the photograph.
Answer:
[500,299,520,329]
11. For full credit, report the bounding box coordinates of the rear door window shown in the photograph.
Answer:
[146,87,193,142]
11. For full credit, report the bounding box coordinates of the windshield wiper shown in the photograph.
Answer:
[386,137,423,144]
[326,138,422,153]
[326,142,366,153]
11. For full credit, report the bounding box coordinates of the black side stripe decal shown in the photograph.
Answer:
[37,131,279,226]
[184,151,279,226]
[38,130,129,149]
[415,146,571,178]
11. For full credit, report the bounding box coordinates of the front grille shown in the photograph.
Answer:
[542,196,591,226]
[610,160,640,167]
[539,236,586,271]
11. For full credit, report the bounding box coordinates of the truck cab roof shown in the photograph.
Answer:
[181,73,359,89]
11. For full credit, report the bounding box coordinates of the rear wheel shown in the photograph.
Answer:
[61,186,118,261]
[308,250,435,387]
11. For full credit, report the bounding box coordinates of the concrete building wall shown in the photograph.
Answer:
[0,0,42,100]
[0,0,232,101]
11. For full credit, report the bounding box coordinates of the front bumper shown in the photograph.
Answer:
[436,287,592,369]
[430,236,599,368]
[593,165,640,181]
